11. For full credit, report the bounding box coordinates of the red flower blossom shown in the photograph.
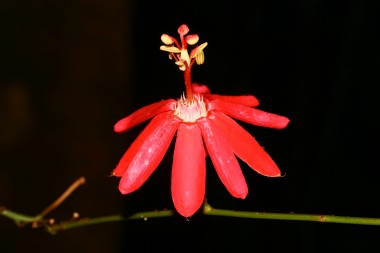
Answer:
[113,24,290,217]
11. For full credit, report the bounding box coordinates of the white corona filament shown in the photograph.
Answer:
[174,94,208,122]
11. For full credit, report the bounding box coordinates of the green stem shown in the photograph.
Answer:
[0,208,41,223]
[3,202,380,235]
[3,177,380,234]
[203,203,380,226]
[46,210,175,234]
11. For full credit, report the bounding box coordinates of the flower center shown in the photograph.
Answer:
[174,93,208,122]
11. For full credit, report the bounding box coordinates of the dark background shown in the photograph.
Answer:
[1,0,379,252]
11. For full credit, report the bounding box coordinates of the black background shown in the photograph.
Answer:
[1,0,379,252]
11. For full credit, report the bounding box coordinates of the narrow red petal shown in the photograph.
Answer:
[191,83,210,94]
[205,94,260,107]
[191,83,259,107]
[197,117,248,199]
[209,99,290,129]
[172,124,206,217]
[212,112,281,177]
[114,99,175,133]
[113,112,171,177]
[118,112,180,194]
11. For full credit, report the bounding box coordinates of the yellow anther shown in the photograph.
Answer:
[160,45,181,53]
[161,34,174,45]
[197,42,208,52]
[195,50,205,65]
[186,34,199,45]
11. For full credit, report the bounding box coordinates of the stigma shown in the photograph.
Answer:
[174,93,208,122]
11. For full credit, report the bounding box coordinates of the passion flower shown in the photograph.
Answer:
[113,24,290,217]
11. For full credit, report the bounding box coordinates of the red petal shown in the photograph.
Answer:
[118,112,180,194]
[113,112,169,177]
[191,83,259,107]
[114,99,175,133]
[205,94,259,107]
[212,112,281,177]
[172,124,206,217]
[197,117,248,199]
[209,99,290,129]
[191,83,210,94]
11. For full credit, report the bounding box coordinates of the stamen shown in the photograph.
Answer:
[160,24,207,101]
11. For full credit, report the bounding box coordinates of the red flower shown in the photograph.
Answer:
[113,25,290,217]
